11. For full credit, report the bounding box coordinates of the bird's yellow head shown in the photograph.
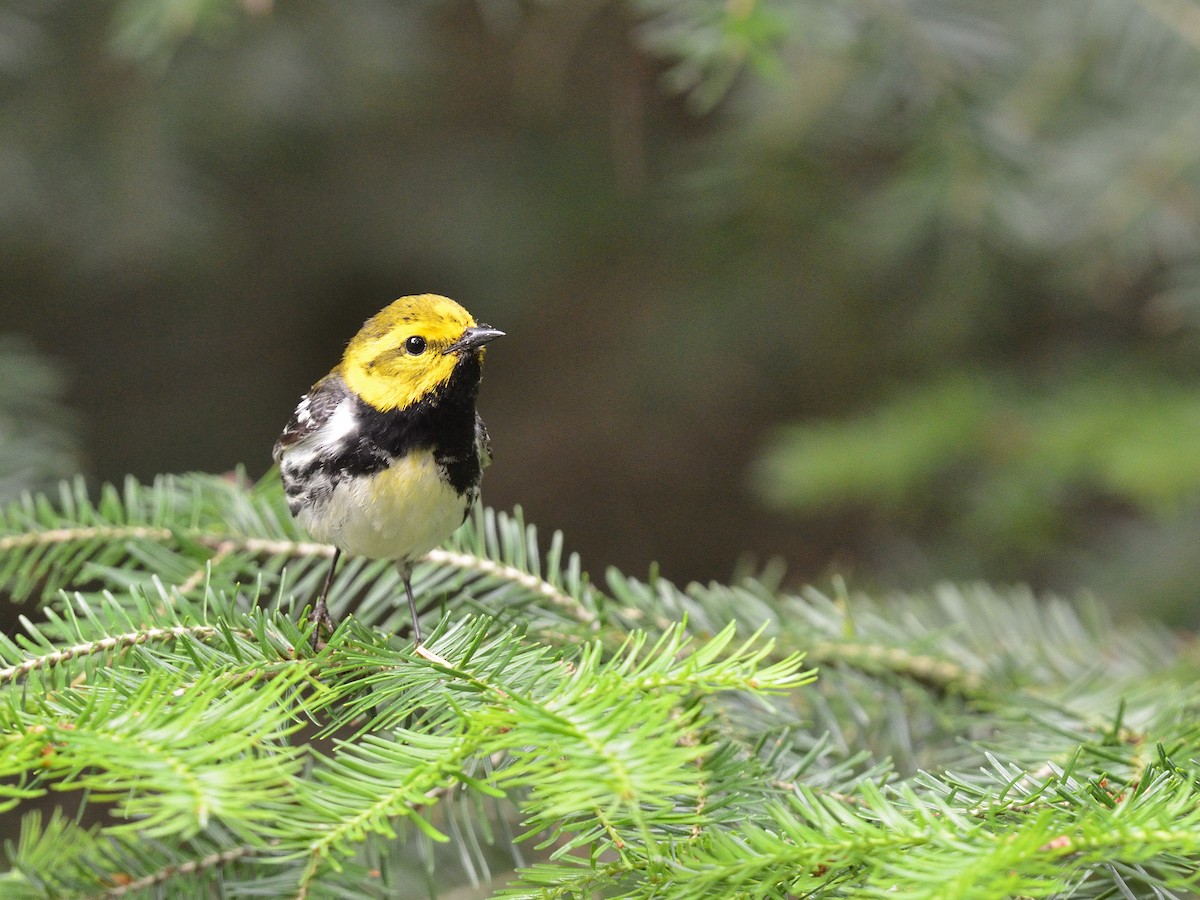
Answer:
[338,294,503,412]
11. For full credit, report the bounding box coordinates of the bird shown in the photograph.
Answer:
[273,294,503,646]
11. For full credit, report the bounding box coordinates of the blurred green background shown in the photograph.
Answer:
[4,0,1200,622]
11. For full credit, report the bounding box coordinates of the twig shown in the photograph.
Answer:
[2,526,595,626]
[806,640,986,697]
[98,845,254,898]
[425,548,598,627]
[177,541,236,595]
[0,525,173,550]
[0,625,236,683]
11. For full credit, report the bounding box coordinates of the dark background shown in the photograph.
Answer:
[4,0,1200,622]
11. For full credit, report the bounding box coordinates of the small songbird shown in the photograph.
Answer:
[273,294,503,644]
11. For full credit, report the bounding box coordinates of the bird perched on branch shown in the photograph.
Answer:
[273,294,503,645]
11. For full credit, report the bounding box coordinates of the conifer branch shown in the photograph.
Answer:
[294,734,469,893]
[0,524,173,551]
[97,845,256,898]
[217,536,337,558]
[0,623,230,684]
[176,541,236,595]
[0,525,334,563]
[2,473,1198,897]
[0,507,591,628]
[425,548,597,626]
[805,638,986,696]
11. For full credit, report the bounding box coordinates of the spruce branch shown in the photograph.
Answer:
[424,548,595,627]
[0,475,601,644]
[285,618,812,887]
[805,638,986,697]
[0,664,307,838]
[0,525,175,552]
[2,473,1200,897]
[0,623,229,684]
[2,811,270,900]
[97,844,257,899]
[291,733,468,897]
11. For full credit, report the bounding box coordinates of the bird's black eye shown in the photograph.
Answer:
[405,336,427,355]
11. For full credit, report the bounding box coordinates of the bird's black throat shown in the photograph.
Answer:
[350,352,485,494]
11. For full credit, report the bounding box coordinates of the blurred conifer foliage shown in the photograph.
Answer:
[1,0,1198,616]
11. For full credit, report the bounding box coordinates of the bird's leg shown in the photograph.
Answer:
[309,547,340,648]
[402,562,422,646]
[404,563,450,665]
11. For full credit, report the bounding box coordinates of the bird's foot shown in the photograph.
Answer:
[308,597,336,650]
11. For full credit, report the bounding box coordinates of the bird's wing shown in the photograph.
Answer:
[272,374,351,463]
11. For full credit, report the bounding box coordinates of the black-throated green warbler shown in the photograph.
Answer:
[273,294,503,645]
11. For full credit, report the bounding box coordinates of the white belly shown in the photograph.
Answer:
[297,450,468,562]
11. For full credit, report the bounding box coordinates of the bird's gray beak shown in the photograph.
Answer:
[445,325,505,355]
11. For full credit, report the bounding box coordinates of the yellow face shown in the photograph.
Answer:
[338,294,485,411]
